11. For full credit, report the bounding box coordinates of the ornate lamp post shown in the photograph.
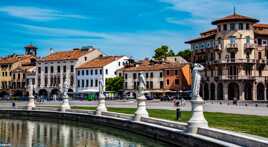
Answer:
[187,63,208,134]
[27,82,36,110]
[134,72,149,121]
[96,79,107,115]
[61,80,71,112]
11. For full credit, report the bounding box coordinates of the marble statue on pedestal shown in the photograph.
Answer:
[134,73,149,121]
[27,83,36,110]
[187,63,208,133]
[61,80,71,112]
[96,79,107,115]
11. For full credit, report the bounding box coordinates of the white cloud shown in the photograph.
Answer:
[162,0,268,27]
[16,24,188,59]
[0,6,86,21]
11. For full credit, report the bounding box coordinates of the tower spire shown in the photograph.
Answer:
[233,6,236,15]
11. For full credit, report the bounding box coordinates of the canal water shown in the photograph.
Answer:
[0,119,175,147]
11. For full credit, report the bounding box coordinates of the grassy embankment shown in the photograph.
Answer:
[72,106,268,138]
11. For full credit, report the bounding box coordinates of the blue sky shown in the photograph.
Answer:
[0,0,268,59]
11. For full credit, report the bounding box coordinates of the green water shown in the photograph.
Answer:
[0,119,175,147]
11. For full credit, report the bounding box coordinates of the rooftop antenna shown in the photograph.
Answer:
[233,6,236,15]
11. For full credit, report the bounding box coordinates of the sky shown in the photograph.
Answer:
[0,0,268,59]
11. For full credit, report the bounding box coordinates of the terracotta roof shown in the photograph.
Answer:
[254,29,268,36]
[185,33,216,44]
[0,56,20,64]
[122,62,183,72]
[212,13,259,25]
[78,56,123,69]
[200,28,217,37]
[43,48,95,61]
[253,24,268,29]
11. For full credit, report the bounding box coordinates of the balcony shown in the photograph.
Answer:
[208,58,256,65]
[226,43,238,52]
[244,43,255,53]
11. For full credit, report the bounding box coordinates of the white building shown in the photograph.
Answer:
[35,47,102,99]
[76,56,128,94]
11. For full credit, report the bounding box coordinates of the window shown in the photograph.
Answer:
[167,79,169,85]
[86,80,89,87]
[82,80,84,87]
[160,72,163,78]
[84,57,87,61]
[100,69,102,75]
[217,25,221,31]
[71,65,74,72]
[246,23,250,30]
[78,70,80,76]
[57,66,60,73]
[106,69,108,75]
[125,82,128,89]
[160,81,164,89]
[150,81,153,89]
[118,62,121,66]
[133,73,137,79]
[91,70,93,75]
[146,81,149,89]
[38,67,41,74]
[246,36,250,44]
[146,73,149,78]
[95,69,98,75]
[166,70,170,75]
[229,36,236,44]
[230,23,235,30]
[239,23,243,30]
[175,79,179,85]
[258,38,262,45]
[82,70,84,76]
[86,70,89,75]
[262,40,267,46]
[258,52,262,59]
[150,72,153,78]
[63,66,66,73]
[223,24,227,31]
[125,74,128,79]
[95,79,98,87]
[175,70,178,75]
[90,79,93,87]
[45,67,48,73]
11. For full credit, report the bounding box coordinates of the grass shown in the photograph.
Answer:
[72,106,268,138]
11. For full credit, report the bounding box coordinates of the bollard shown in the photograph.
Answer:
[176,108,181,120]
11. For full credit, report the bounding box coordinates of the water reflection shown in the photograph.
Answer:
[0,119,171,147]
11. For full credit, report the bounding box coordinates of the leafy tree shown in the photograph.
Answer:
[177,49,192,61]
[153,45,174,60]
[105,77,124,92]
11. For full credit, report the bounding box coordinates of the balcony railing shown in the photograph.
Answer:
[217,75,255,80]
[227,43,238,49]
[244,43,255,49]
[207,58,256,64]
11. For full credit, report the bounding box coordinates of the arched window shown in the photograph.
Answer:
[229,36,236,44]
[246,36,250,44]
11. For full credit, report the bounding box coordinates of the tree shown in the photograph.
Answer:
[153,45,174,60]
[177,49,192,61]
[105,77,124,92]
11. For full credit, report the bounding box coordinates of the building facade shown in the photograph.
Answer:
[186,12,268,101]
[76,56,128,95]
[35,47,102,99]
[0,45,37,98]
[118,60,191,98]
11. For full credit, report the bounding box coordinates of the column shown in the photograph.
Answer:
[264,87,267,101]
[47,66,51,88]
[40,65,45,88]
[60,64,64,92]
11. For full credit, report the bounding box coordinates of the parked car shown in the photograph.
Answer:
[145,95,154,100]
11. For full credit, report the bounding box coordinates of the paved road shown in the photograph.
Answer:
[1,100,268,116]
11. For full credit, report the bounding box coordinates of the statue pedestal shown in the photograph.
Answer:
[187,96,208,134]
[134,95,149,121]
[27,96,36,110]
[96,93,107,115]
[61,97,71,112]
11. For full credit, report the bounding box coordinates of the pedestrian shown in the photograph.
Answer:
[12,102,16,108]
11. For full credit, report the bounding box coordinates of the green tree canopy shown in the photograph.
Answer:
[105,77,124,92]
[153,45,175,60]
[177,49,192,61]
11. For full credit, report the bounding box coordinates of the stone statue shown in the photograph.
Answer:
[99,79,105,94]
[138,73,146,95]
[192,63,204,97]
